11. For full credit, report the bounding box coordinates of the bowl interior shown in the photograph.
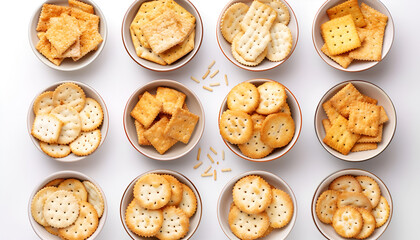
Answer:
[120,170,202,240]
[29,0,107,71]
[122,0,203,72]
[216,0,298,71]
[218,171,297,239]
[315,80,396,161]
[124,80,204,160]
[312,169,392,239]
[27,81,109,162]
[219,79,302,162]
[312,0,394,72]
[28,171,107,240]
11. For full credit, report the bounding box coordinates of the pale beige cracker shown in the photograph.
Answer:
[45,14,81,56]
[266,188,294,228]
[159,30,195,64]
[329,175,362,193]
[31,114,63,143]
[372,196,390,228]
[227,82,259,113]
[36,4,71,32]
[315,190,339,224]
[53,83,86,112]
[261,113,295,148]
[43,190,80,228]
[355,176,381,208]
[228,204,269,240]
[144,117,178,154]
[40,142,71,158]
[349,27,385,61]
[267,22,292,62]
[31,186,58,226]
[133,173,171,210]
[33,91,55,115]
[348,101,381,136]
[256,81,287,115]
[356,208,376,239]
[125,199,163,237]
[337,192,373,211]
[79,98,103,132]
[219,110,253,144]
[379,106,389,124]
[134,120,151,146]
[72,18,103,61]
[251,113,265,129]
[321,15,361,56]
[221,3,249,43]
[327,0,366,27]
[232,175,272,214]
[156,87,186,115]
[321,43,353,68]
[155,206,189,240]
[131,91,162,128]
[162,175,183,206]
[45,178,65,187]
[231,32,268,66]
[58,178,88,202]
[360,3,388,30]
[322,119,332,133]
[178,183,197,218]
[357,124,383,143]
[332,206,363,238]
[329,83,365,118]
[165,0,196,25]
[236,26,271,62]
[83,181,104,218]
[129,27,166,65]
[69,0,94,14]
[164,108,199,144]
[131,19,151,49]
[322,101,341,124]
[323,115,361,155]
[36,34,63,66]
[51,105,82,144]
[351,143,378,152]
[260,226,274,238]
[238,127,274,159]
[259,0,290,25]
[69,129,101,156]
[58,201,98,240]
[60,38,81,58]
[240,0,277,31]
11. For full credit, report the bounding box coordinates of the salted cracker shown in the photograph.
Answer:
[31,186,58,226]
[156,87,186,115]
[260,113,295,148]
[79,98,103,132]
[238,127,274,159]
[349,27,385,61]
[332,206,363,238]
[327,0,366,27]
[58,201,99,240]
[321,43,353,69]
[348,101,381,136]
[134,120,151,146]
[36,4,71,32]
[31,114,63,144]
[228,204,269,240]
[240,0,277,31]
[337,192,373,211]
[356,208,376,239]
[232,175,272,214]
[43,190,80,228]
[178,183,197,218]
[219,110,253,145]
[356,176,381,208]
[129,27,166,65]
[259,0,290,25]
[162,175,183,206]
[155,206,190,240]
[131,91,161,128]
[69,129,102,156]
[125,199,163,237]
[164,108,199,144]
[265,188,294,228]
[40,142,71,158]
[69,0,94,14]
[267,22,292,62]
[83,181,104,218]
[329,83,365,118]
[144,117,178,155]
[46,14,81,56]
[231,32,268,66]
[133,174,171,210]
[53,83,86,112]
[315,190,339,224]
[329,175,362,193]
[221,3,249,43]
[58,178,88,202]
[371,196,390,228]
[33,91,54,115]
[256,81,287,115]
[159,30,195,64]
[227,82,259,113]
[51,105,82,144]
[235,26,271,62]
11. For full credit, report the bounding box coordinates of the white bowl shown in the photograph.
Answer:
[216,0,299,71]
[312,0,394,72]
[28,0,107,71]
[120,169,202,240]
[122,0,203,72]
[27,81,109,162]
[28,170,108,240]
[218,79,302,162]
[218,170,297,239]
[123,79,205,161]
[314,80,396,161]
[311,168,393,239]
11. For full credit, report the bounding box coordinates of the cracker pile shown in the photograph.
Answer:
[125,173,197,239]
[316,175,390,239]
[35,0,103,66]
[229,175,293,239]
[31,178,105,239]
[130,0,196,65]
[221,0,293,67]
[320,0,388,68]
[31,83,104,158]
[322,83,388,155]
[130,87,199,155]
[219,81,295,159]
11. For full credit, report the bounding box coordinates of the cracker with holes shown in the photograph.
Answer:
[130,26,167,65]
[332,206,363,238]
[265,188,294,228]
[228,204,270,240]
[321,43,353,68]
[259,0,290,25]
[83,181,105,218]
[58,201,99,240]
[52,83,86,112]
[322,119,332,133]
[329,175,362,193]
[221,3,249,43]
[156,87,186,115]
[238,127,273,159]
[178,183,197,218]
[227,82,260,113]
[356,175,381,208]
[134,120,151,146]
[144,117,178,155]
[251,113,266,129]
[40,142,71,158]
[232,175,272,214]
[327,0,366,27]
[322,101,341,124]
[43,190,80,228]
[372,196,390,228]
[261,113,295,148]
[45,178,65,187]
[51,105,82,144]
[79,98,103,132]
[315,190,339,224]
[349,27,385,61]
[125,199,163,237]
[33,91,54,115]
[155,206,190,240]
[267,22,292,61]
[162,175,183,206]
[337,192,373,211]
[69,129,102,156]
[133,174,172,210]
[329,83,365,118]
[240,0,277,31]
[235,26,271,62]
[356,208,376,239]
[231,32,268,66]
[256,81,287,115]
[165,108,199,144]
[58,178,88,202]
[131,91,162,128]
[323,115,361,155]
[31,114,63,143]
[159,30,195,64]
[219,110,253,144]
[348,101,380,136]
[31,187,58,227]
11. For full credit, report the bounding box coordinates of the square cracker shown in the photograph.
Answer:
[236,26,271,62]
[134,120,151,146]
[36,4,71,32]
[321,15,361,56]
[348,27,384,61]
[322,119,332,133]
[240,0,277,31]
[360,3,388,29]
[164,108,199,144]
[61,38,81,58]
[348,101,380,136]
[73,20,103,61]
[323,115,360,155]
[321,44,353,68]
[358,124,383,143]
[351,143,377,152]
[156,87,186,115]
[327,0,366,27]
[159,30,195,64]
[165,0,196,24]
[70,7,100,29]
[129,27,166,65]
[144,117,178,154]
[69,0,95,14]
[36,35,63,66]
[130,19,150,49]
[329,83,365,118]
[322,101,341,124]
[131,91,162,128]
[45,14,81,56]
[362,94,378,105]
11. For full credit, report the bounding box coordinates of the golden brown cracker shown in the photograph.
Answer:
[356,208,376,239]
[327,0,366,27]
[58,201,99,240]
[256,81,287,115]
[322,101,341,124]
[260,113,295,148]
[219,110,253,144]
[238,127,274,159]
[45,14,81,56]
[162,175,183,206]
[265,188,294,228]
[337,192,373,211]
[134,120,151,146]
[315,190,339,224]
[357,124,383,143]
[329,175,362,193]
[35,35,63,66]
[37,4,71,32]
[43,190,80,228]
[58,178,88,202]
[329,83,365,118]
[323,116,361,155]
[40,142,71,158]
[348,101,381,136]
[360,3,388,29]
[321,43,353,69]
[356,175,381,208]
[228,204,270,240]
[372,196,390,228]
[131,91,162,128]
[322,119,332,133]
[159,30,195,64]
[178,183,197,218]
[144,117,178,155]
[266,22,293,62]
[332,206,363,238]
[31,186,58,226]
[232,175,272,214]
[133,173,172,210]
[125,199,163,237]
[227,82,260,113]
[351,143,378,152]
[156,87,186,115]
[251,113,266,129]
[69,129,102,156]
[348,27,385,61]
[164,108,199,144]
[33,91,54,115]
[129,26,166,65]
[69,0,94,14]
[379,106,389,124]
[155,206,190,240]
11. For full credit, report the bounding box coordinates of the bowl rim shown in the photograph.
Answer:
[216,0,299,72]
[27,80,109,162]
[311,0,395,72]
[313,79,397,162]
[28,0,108,72]
[217,170,297,239]
[218,78,302,162]
[310,168,393,240]
[121,0,203,72]
[123,79,205,161]
[28,170,108,240]
[119,169,203,240]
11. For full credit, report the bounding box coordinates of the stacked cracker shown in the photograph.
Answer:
[221,0,293,67]
[125,173,197,239]
[229,175,293,239]
[322,83,388,155]
[131,87,199,154]
[316,175,390,239]
[130,0,196,65]
[219,81,295,159]
[31,83,104,158]
[35,0,103,66]
[320,0,388,68]
[31,178,105,239]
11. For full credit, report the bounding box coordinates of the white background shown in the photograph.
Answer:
[0,0,417,239]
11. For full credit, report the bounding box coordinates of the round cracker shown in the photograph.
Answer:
[69,129,101,156]
[227,82,260,113]
[155,206,189,240]
[83,181,104,218]
[372,196,390,228]
[259,0,290,25]
[221,3,249,43]
[266,23,293,62]
[44,178,65,187]
[356,208,376,239]
[43,190,80,229]
[260,113,295,148]
[53,82,86,112]
[45,226,59,236]
[219,110,253,144]
[79,98,104,132]
[266,188,294,228]
[40,142,71,158]
[256,81,287,115]
[238,127,274,159]
[178,183,197,218]
[31,186,58,226]
[332,206,363,238]
[51,105,82,145]
[125,199,163,237]
[58,201,99,240]
[329,175,363,193]
[232,175,272,214]
[228,204,269,240]
[356,175,381,208]
[33,91,54,115]
[337,192,372,211]
[162,175,183,206]
[231,32,267,67]
[58,179,88,202]
[133,174,172,210]
[315,190,339,224]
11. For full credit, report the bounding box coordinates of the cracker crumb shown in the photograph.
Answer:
[224,74,228,86]
[193,161,203,169]
[214,170,217,181]
[210,82,220,87]
[210,147,217,155]
[208,60,215,69]
[190,76,200,83]
[207,153,215,163]
[210,70,219,78]
[202,69,210,79]
[221,168,231,172]
[222,150,225,160]
[197,147,201,161]
[201,172,213,177]
[204,166,212,174]
[217,161,219,165]
[203,86,213,92]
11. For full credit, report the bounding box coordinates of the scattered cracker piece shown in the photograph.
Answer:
[267,22,293,62]
[321,43,353,68]
[46,14,81,56]
[144,117,178,155]
[240,0,277,31]
[207,154,215,163]
[315,190,339,224]
[214,170,217,181]
[43,190,80,228]
[210,70,219,78]
[231,32,268,66]
[129,27,166,65]
[33,91,54,115]
[190,76,200,83]
[133,174,171,210]
[31,114,63,143]
[259,0,290,25]
[58,201,99,240]
[79,98,103,132]
[261,113,295,148]
[372,196,390,228]
[222,150,225,160]
[351,143,378,152]
[256,81,287,115]
[219,110,253,144]
[31,186,58,226]
[348,101,380,136]
[233,175,272,214]
[156,87,186,115]
[69,129,101,156]
[329,175,362,193]
[210,82,220,87]
[236,26,271,62]
[227,82,259,113]
[203,86,213,92]
[210,147,218,155]
[164,108,199,144]
[202,69,210,79]
[221,168,231,172]
[228,204,269,240]
[208,60,216,69]
[155,206,190,240]
[327,0,366,27]
[159,30,195,64]
[225,74,228,86]
[53,82,86,112]
[201,173,213,177]
[204,166,212,174]
[197,147,201,160]
[40,142,71,158]
[134,120,151,146]
[337,192,373,211]
[266,188,294,228]
[329,83,365,118]
[58,178,88,202]
[178,184,197,218]
[125,199,163,237]
[82,181,104,218]
[332,206,363,238]
[193,161,202,169]
[131,91,162,128]
[69,0,94,14]
[221,3,249,43]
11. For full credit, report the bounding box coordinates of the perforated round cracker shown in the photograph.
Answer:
[133,174,172,210]
[219,110,253,144]
[329,175,363,193]
[53,83,86,112]
[40,142,71,158]
[232,175,272,214]
[259,0,290,25]
[43,190,80,229]
[31,114,63,144]
[238,127,274,159]
[162,175,183,206]
[227,82,260,113]
[260,113,295,148]
[266,188,294,228]
[231,32,268,67]
[356,208,376,239]
[58,201,99,240]
[58,179,88,202]
[332,206,363,238]
[315,190,339,224]
[372,196,390,228]
[33,91,54,115]
[251,113,265,129]
[45,178,65,187]
[337,192,372,211]
[79,98,104,132]
[356,175,381,208]
[69,129,101,156]
[155,206,190,240]
[31,186,58,226]
[45,226,59,236]
[125,199,163,237]
[221,3,249,43]
[228,204,269,240]
[83,181,104,218]
[267,23,293,62]
[256,81,287,115]
[178,183,197,218]
[51,105,82,144]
